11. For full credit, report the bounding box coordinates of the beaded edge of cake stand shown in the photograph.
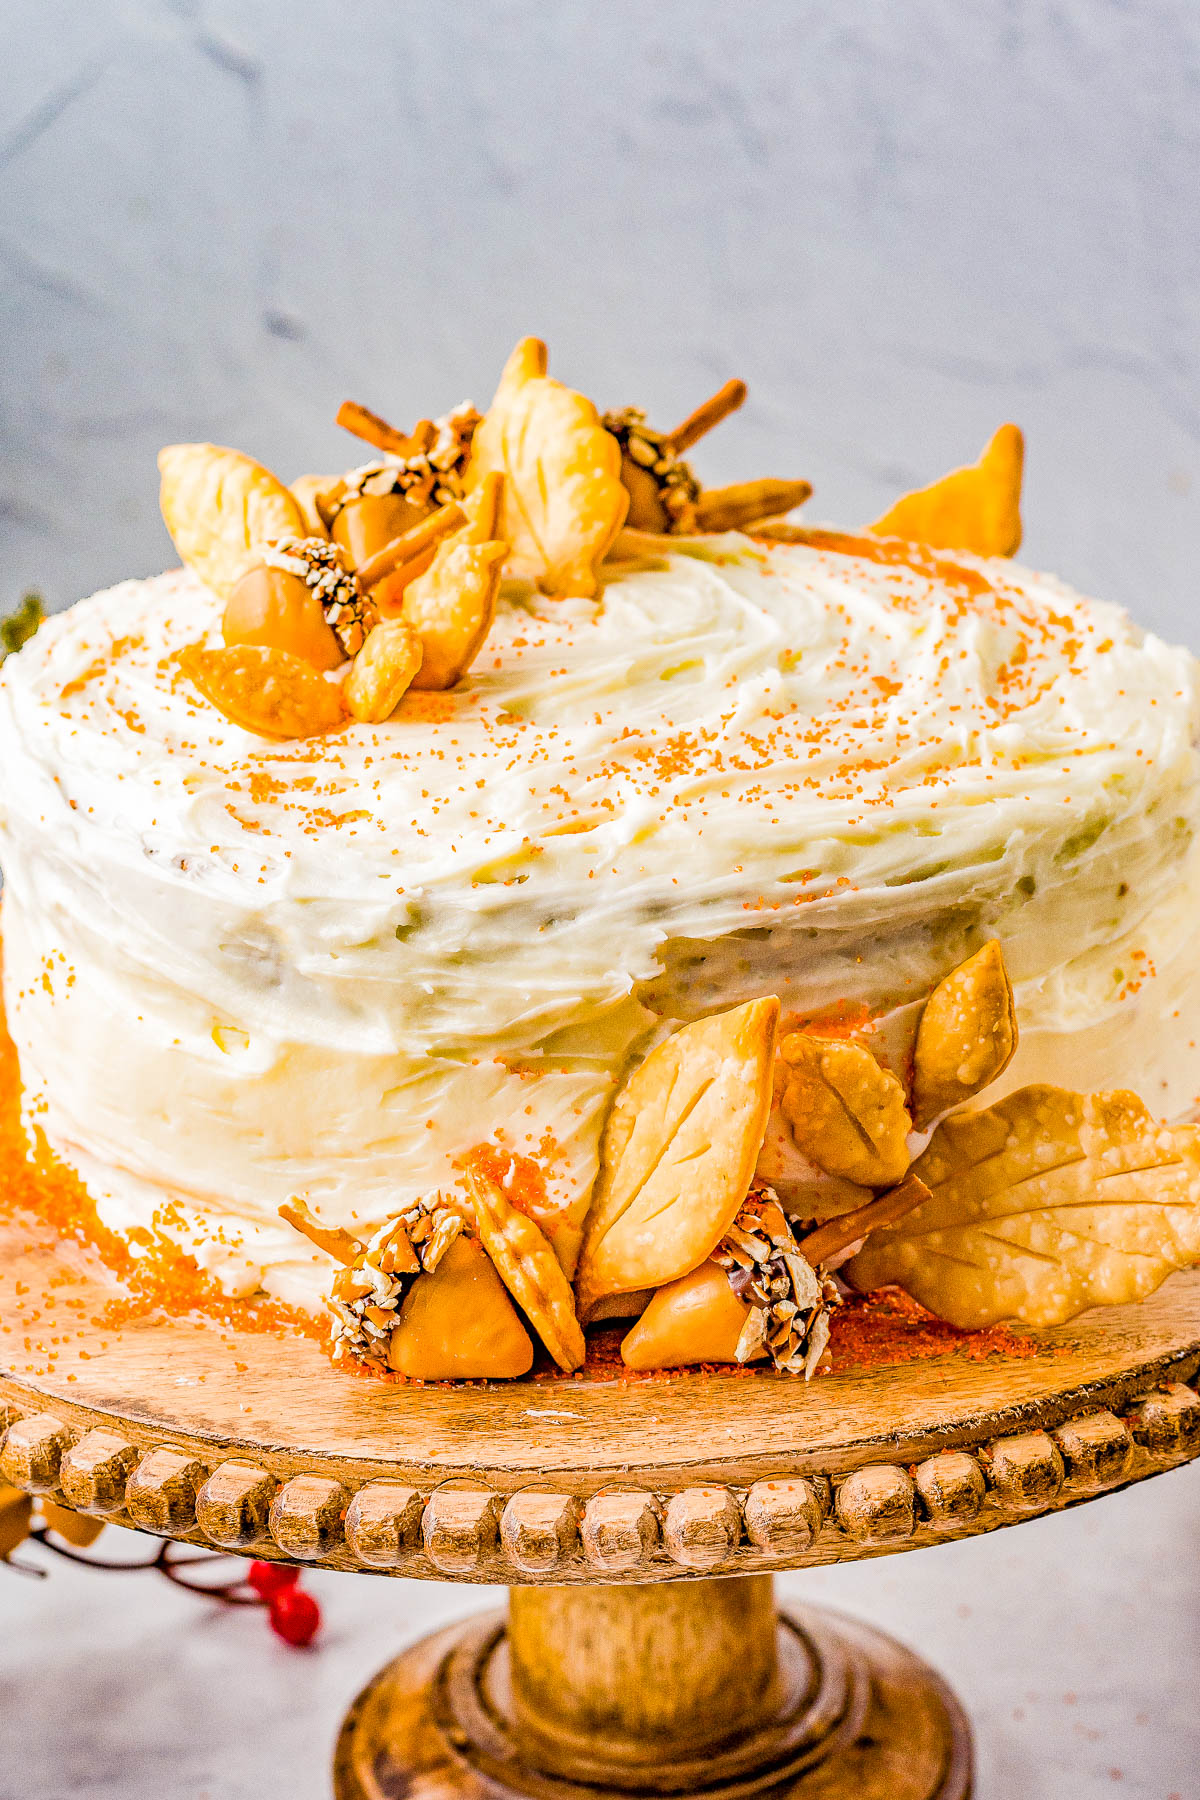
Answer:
[2,1376,1198,1583]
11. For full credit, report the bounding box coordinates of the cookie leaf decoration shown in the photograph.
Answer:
[869,423,1024,558]
[179,644,346,740]
[159,444,307,602]
[344,618,424,722]
[466,337,628,597]
[574,997,779,1322]
[403,539,507,690]
[911,940,1017,1128]
[846,1085,1200,1328]
[778,1032,912,1187]
[465,1167,585,1371]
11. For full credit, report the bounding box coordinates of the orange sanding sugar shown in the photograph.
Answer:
[0,1000,320,1344]
[828,1285,1038,1370]
[459,1140,549,1215]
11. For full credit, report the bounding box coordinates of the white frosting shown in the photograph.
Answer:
[2,534,1198,1308]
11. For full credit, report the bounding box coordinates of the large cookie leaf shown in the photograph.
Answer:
[847,1084,1200,1327]
[575,997,778,1321]
[466,337,627,597]
[159,443,307,602]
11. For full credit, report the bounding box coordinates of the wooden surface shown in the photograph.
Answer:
[332,1590,972,1799]
[3,1213,1200,1583]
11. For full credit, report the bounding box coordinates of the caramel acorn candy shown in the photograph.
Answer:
[223,564,344,673]
[332,491,433,571]
[388,1235,534,1379]
[620,1261,755,1371]
[620,454,671,533]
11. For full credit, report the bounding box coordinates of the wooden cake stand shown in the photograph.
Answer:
[4,1215,1200,1799]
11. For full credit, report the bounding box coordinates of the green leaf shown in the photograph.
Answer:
[1,592,45,662]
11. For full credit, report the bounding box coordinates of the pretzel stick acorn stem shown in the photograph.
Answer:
[355,501,466,591]
[693,478,813,533]
[664,378,747,455]
[797,1172,930,1267]
[468,470,504,543]
[278,1198,362,1267]
[335,400,430,459]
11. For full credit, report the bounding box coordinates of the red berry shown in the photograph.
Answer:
[269,1587,320,1647]
[248,1559,300,1599]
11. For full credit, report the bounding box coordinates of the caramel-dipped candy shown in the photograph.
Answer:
[332,491,433,570]
[223,564,344,672]
[388,1236,533,1379]
[620,1262,755,1371]
[620,455,672,533]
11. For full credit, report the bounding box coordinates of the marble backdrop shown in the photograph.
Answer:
[2,0,1198,640]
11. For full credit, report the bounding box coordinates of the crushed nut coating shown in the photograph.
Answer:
[602,406,701,530]
[713,1187,838,1377]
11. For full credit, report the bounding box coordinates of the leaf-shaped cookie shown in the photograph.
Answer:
[344,618,424,721]
[574,997,778,1322]
[778,1032,912,1187]
[465,1167,585,1371]
[179,644,346,739]
[846,1084,1200,1327]
[159,444,308,602]
[869,424,1024,558]
[465,337,628,597]
[911,940,1017,1128]
[402,540,507,690]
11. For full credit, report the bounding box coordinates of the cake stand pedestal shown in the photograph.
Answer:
[4,1216,1200,1799]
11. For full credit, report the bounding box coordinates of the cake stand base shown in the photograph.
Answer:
[333,1576,971,1799]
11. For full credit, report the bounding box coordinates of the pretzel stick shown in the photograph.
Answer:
[279,1198,362,1266]
[692,478,812,533]
[336,400,430,458]
[354,501,466,591]
[465,470,504,543]
[797,1173,930,1267]
[663,378,747,455]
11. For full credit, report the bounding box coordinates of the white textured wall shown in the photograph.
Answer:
[3,0,1199,640]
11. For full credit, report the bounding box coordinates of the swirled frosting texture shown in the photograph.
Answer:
[2,535,1199,1305]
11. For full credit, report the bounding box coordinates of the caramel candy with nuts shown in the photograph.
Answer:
[911,940,1017,1128]
[223,564,344,673]
[387,1235,533,1379]
[779,1032,912,1187]
[620,1260,753,1371]
[332,490,434,571]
